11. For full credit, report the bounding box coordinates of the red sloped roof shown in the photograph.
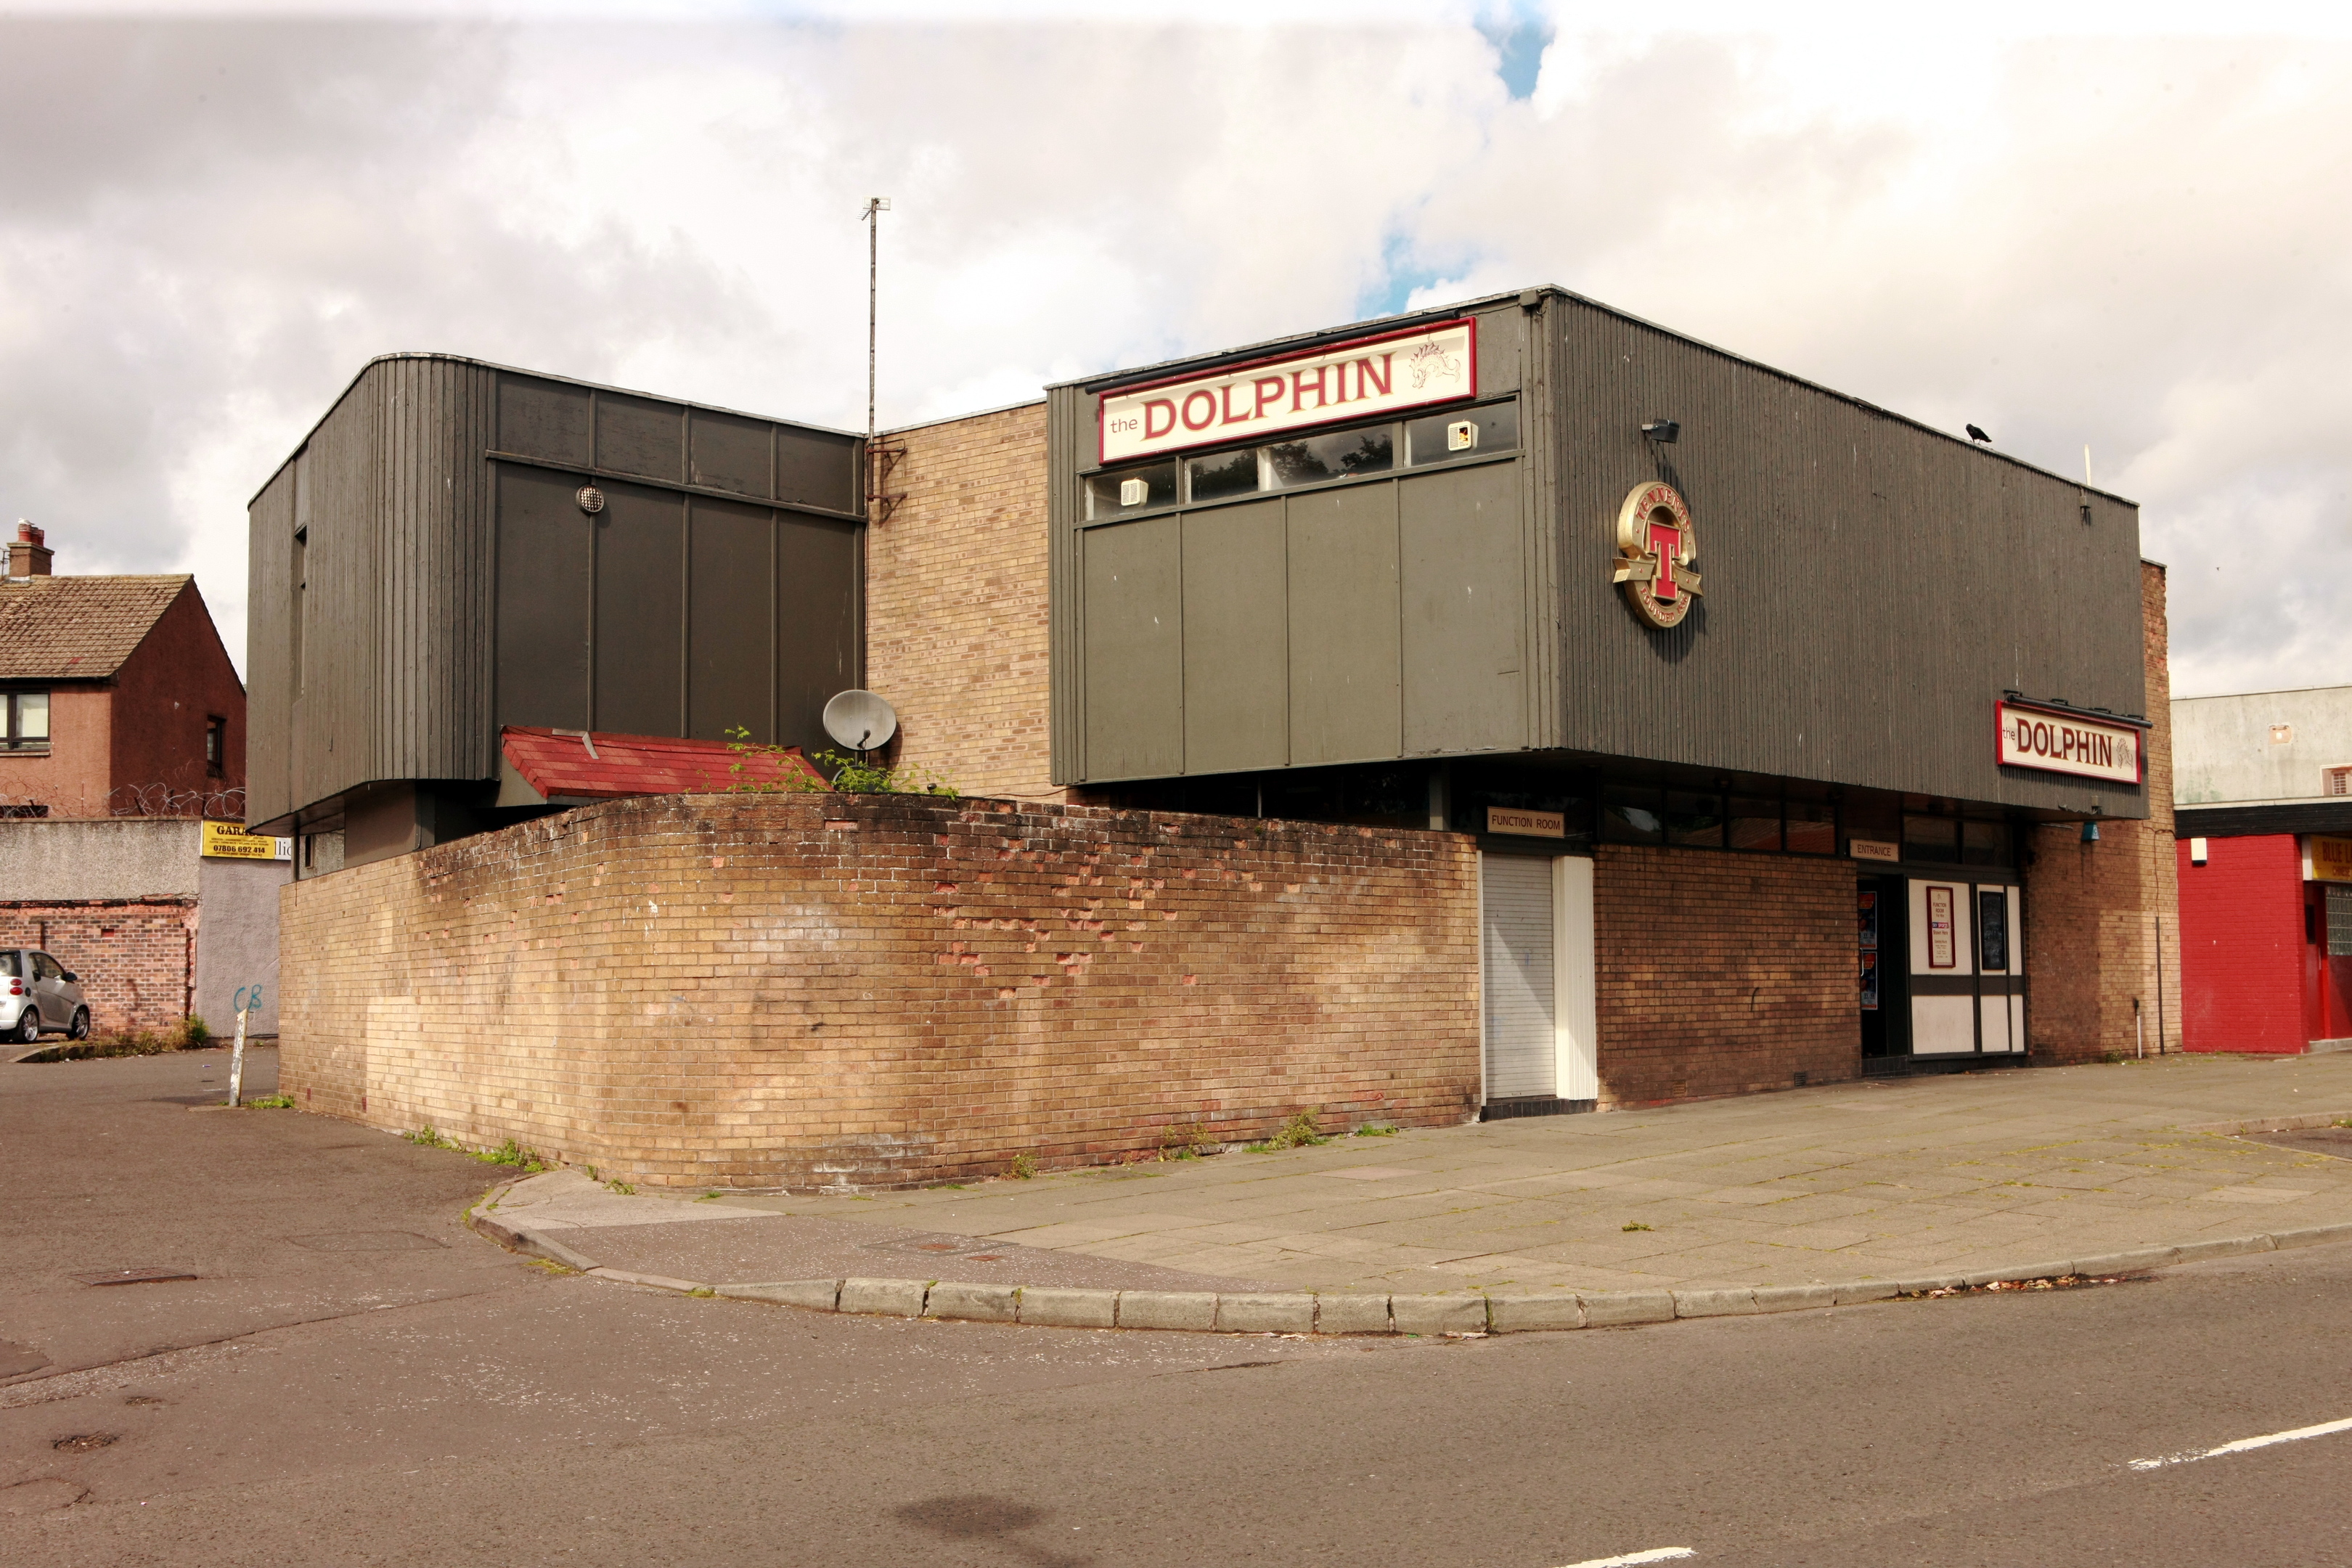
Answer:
[501,727,825,802]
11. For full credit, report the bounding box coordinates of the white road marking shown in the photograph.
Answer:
[1556,1551,1696,1567]
[2129,1415,2352,1471]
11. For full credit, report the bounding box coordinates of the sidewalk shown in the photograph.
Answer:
[509,1053,2352,1297]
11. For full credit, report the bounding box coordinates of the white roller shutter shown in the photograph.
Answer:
[1482,854,1557,1101]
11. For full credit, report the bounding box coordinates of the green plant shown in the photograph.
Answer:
[407,1125,461,1151]
[404,1127,550,1172]
[1158,1122,1217,1160]
[605,1178,637,1195]
[1009,1151,1037,1180]
[722,727,957,798]
[1352,1123,1398,1138]
[695,1191,722,1202]
[1250,1111,1327,1152]
[179,1016,212,1048]
[1622,1221,1654,1233]
[242,1094,295,1109]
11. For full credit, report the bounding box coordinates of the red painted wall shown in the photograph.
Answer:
[2178,835,2310,1053]
[108,584,246,816]
[2300,881,2352,1044]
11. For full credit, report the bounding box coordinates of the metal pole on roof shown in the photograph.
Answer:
[861,196,890,506]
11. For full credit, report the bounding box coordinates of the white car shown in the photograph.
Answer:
[4,949,90,1043]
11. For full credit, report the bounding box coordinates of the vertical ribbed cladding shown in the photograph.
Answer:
[374,356,495,788]
[296,361,385,816]
[1045,383,1088,786]
[1522,292,1563,752]
[1550,297,2145,816]
[245,466,297,827]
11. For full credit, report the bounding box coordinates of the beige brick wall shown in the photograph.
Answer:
[2022,560,2183,1061]
[278,792,1479,1189]
[1593,846,1860,1106]
[866,403,1058,804]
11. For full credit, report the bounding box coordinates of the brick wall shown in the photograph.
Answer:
[2021,561,2183,1061]
[1592,846,1859,1106]
[0,899,195,1033]
[2174,833,2306,1053]
[277,791,1477,1190]
[867,404,1058,804]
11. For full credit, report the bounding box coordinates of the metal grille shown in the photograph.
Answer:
[1482,854,1556,1100]
[2329,885,2352,957]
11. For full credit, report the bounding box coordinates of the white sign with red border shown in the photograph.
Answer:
[1098,319,1478,465]
[1996,701,2144,785]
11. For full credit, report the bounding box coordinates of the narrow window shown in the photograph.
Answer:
[205,715,226,776]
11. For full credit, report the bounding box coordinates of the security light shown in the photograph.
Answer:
[2081,820,2100,844]
[1642,420,1680,444]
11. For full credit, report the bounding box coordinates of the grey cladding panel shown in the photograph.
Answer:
[494,465,592,730]
[775,513,860,754]
[777,428,859,514]
[1400,462,1525,755]
[1083,517,1183,780]
[596,393,684,483]
[689,498,774,743]
[1286,486,1400,766]
[245,467,296,826]
[1180,501,1287,775]
[498,375,591,466]
[690,410,773,499]
[593,483,685,738]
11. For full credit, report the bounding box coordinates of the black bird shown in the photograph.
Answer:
[1966,423,1991,444]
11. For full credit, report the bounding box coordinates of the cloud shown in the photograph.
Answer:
[0,9,2344,705]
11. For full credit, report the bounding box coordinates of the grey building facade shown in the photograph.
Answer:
[245,354,864,868]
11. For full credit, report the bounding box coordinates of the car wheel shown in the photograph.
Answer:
[13,1008,40,1045]
[68,1008,90,1041]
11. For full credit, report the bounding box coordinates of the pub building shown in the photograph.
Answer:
[1043,286,2172,1110]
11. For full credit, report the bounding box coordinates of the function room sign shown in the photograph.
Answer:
[1098,319,1477,464]
[1996,701,2145,785]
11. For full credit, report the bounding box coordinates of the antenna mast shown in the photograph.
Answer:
[862,196,890,497]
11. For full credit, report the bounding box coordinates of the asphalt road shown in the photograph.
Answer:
[5,1049,2351,1567]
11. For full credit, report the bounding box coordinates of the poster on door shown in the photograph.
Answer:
[1860,950,1880,1011]
[1927,886,1957,969]
[1857,890,1879,950]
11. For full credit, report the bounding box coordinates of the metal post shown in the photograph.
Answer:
[2155,914,2168,1053]
[227,1003,249,1108]
[860,196,890,507]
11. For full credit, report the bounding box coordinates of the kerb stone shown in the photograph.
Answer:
[1578,1290,1675,1326]
[1116,1291,1217,1331]
[1672,1286,1760,1318]
[716,1279,841,1311]
[1391,1294,1487,1336]
[1018,1287,1118,1328]
[1486,1294,1585,1334]
[1313,1295,1393,1335]
[925,1281,1021,1323]
[839,1277,929,1318]
[1749,1283,1837,1312]
[1216,1293,1316,1334]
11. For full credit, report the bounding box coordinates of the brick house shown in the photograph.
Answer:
[0,523,285,1037]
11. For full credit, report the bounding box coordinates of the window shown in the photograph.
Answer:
[2,690,49,752]
[1961,820,2011,866]
[205,715,226,777]
[2326,767,2351,797]
[1665,791,1725,848]
[1902,815,1961,863]
[1082,398,1520,521]
[32,952,62,981]
[2332,886,2352,958]
[0,952,17,978]
[1727,798,1782,852]
[1785,801,1837,855]
[1601,785,1663,844]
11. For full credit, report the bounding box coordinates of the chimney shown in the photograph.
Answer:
[9,521,52,578]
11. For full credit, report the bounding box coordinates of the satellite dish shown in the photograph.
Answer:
[822,689,898,751]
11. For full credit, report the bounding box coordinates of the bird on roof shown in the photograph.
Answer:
[1966,424,1991,444]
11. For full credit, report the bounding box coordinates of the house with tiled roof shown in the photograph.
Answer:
[0,522,281,1040]
[0,522,247,820]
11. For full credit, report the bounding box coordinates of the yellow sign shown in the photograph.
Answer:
[1486,807,1565,838]
[2305,836,2352,884]
[203,821,290,861]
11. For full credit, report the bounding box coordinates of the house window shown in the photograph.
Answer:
[205,715,226,776]
[2,690,49,752]
[2326,767,2351,798]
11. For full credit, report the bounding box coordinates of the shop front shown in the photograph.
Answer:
[1046,286,2166,1109]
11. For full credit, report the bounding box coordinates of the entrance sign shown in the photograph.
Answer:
[1850,839,1900,863]
[1613,481,1702,629]
[1487,807,1565,838]
[1996,701,2144,784]
[203,821,293,860]
[1098,319,1477,464]
[2306,836,2352,883]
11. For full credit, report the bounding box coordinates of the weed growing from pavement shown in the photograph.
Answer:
[1622,1222,1654,1232]
[241,1094,295,1109]
[1158,1122,1217,1160]
[695,1191,722,1201]
[405,1126,552,1172]
[1352,1124,1399,1138]
[22,1016,216,1063]
[605,1178,637,1195]
[1249,1112,1328,1152]
[1009,1152,1038,1180]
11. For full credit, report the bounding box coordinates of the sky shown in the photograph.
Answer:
[1,1,2346,699]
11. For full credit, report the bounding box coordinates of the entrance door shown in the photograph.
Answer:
[1479,853,1598,1111]
[1906,877,2024,1055]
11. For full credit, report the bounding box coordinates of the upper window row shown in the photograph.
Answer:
[1086,399,1519,520]
[2,690,49,754]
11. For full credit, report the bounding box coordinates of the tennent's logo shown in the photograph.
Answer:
[1613,481,1702,629]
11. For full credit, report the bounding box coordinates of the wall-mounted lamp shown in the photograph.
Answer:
[2081,820,2101,844]
[1641,420,1680,444]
